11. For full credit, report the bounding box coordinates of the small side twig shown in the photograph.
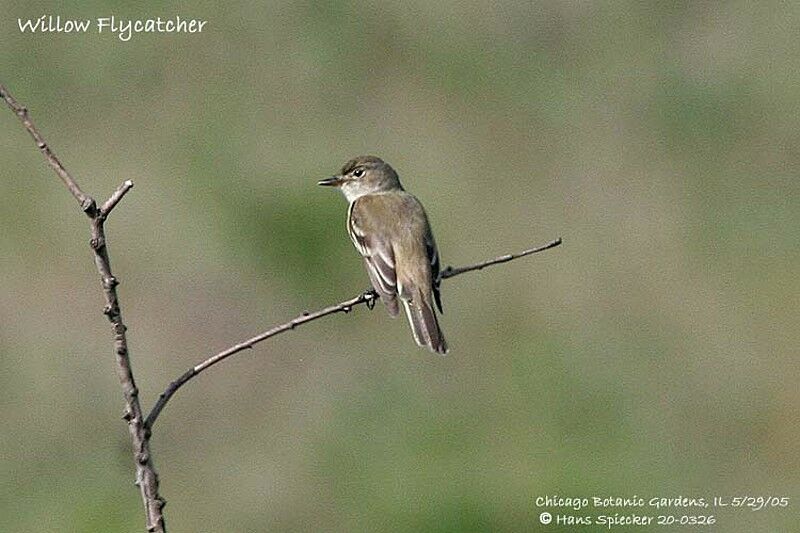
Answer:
[101,179,134,217]
[0,83,166,533]
[439,238,562,279]
[145,238,562,429]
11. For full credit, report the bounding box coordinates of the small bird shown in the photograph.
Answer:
[318,155,448,354]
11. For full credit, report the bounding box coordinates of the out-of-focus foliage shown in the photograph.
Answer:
[1,1,798,531]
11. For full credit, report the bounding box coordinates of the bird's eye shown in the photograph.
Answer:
[353,168,365,178]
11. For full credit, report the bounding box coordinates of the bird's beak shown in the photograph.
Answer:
[318,175,343,187]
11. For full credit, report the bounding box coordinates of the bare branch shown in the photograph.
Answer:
[145,238,561,429]
[440,237,562,279]
[0,83,95,213]
[1,83,166,533]
[101,179,134,217]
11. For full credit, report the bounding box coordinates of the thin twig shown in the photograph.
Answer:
[439,238,562,279]
[145,238,561,429]
[0,83,166,533]
[0,84,94,213]
[101,179,134,217]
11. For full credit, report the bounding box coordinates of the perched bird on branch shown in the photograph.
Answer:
[319,155,448,354]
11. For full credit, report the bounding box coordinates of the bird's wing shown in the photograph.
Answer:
[348,199,400,316]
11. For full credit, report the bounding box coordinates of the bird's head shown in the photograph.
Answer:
[318,155,402,202]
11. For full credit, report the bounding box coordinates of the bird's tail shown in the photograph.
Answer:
[402,289,448,355]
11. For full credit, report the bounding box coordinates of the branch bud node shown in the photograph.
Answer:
[81,197,97,214]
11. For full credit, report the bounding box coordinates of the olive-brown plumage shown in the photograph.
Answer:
[318,156,447,354]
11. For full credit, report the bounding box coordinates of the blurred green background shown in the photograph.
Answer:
[2,1,798,531]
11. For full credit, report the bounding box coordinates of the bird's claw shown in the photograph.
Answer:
[364,289,377,310]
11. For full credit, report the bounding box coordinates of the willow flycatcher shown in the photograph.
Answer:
[319,155,448,354]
